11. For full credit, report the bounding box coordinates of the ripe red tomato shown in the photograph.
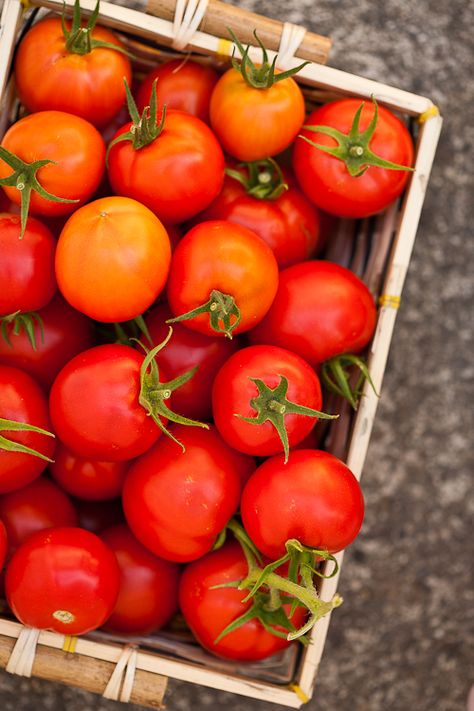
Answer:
[167,221,279,338]
[50,442,130,501]
[0,366,55,494]
[143,303,240,421]
[55,196,171,322]
[101,524,180,635]
[0,295,94,390]
[248,261,376,366]
[123,425,253,562]
[212,345,329,458]
[0,214,56,315]
[0,520,7,571]
[0,111,105,216]
[241,450,364,559]
[14,16,132,128]
[0,476,78,558]
[136,59,219,123]
[107,109,224,224]
[5,527,120,635]
[293,98,414,217]
[179,540,307,661]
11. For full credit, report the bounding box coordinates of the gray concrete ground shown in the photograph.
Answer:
[0,0,473,710]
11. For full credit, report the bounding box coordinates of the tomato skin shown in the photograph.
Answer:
[0,476,78,558]
[74,497,124,535]
[293,99,414,218]
[55,196,171,322]
[0,295,94,390]
[210,68,305,161]
[136,59,219,123]
[0,214,56,315]
[49,344,162,462]
[101,524,180,635]
[179,540,306,661]
[0,366,55,494]
[0,520,7,571]
[144,303,240,421]
[123,425,253,562]
[167,221,279,337]
[0,111,105,216]
[14,17,132,127]
[248,260,376,366]
[241,450,364,559]
[5,527,120,635]
[197,168,320,269]
[107,111,225,224]
[212,345,323,457]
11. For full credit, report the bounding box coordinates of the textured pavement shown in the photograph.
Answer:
[0,1,473,710]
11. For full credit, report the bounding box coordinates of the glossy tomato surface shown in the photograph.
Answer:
[0,520,7,571]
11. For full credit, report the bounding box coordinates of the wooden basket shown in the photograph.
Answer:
[0,0,442,707]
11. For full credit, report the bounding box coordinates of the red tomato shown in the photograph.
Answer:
[55,196,171,322]
[101,524,180,635]
[248,261,376,366]
[123,425,253,562]
[136,59,219,123]
[49,344,163,462]
[14,16,132,127]
[0,366,55,494]
[74,497,124,535]
[293,99,414,217]
[0,111,105,216]
[212,345,328,458]
[0,295,94,390]
[107,109,224,224]
[179,540,306,661]
[50,442,130,501]
[0,214,56,315]
[0,520,6,571]
[5,527,120,635]
[197,164,320,268]
[241,450,364,559]
[167,221,279,338]
[143,303,240,421]
[0,476,78,558]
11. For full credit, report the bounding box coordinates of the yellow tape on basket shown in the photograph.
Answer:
[62,635,78,654]
[217,38,233,57]
[378,294,401,309]
[418,105,440,123]
[288,683,310,704]
[20,0,31,9]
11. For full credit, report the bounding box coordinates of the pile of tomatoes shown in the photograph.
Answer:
[0,1,414,663]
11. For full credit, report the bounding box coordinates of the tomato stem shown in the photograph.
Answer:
[0,311,44,350]
[225,158,288,200]
[321,353,378,410]
[0,417,55,461]
[61,0,131,57]
[166,289,241,339]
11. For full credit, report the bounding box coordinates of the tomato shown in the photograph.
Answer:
[212,345,331,459]
[50,442,130,501]
[0,295,94,390]
[0,366,55,494]
[0,214,56,316]
[248,261,376,366]
[0,520,6,571]
[293,98,414,217]
[0,476,78,558]
[241,450,364,559]
[55,196,171,322]
[197,162,320,268]
[101,524,180,635]
[167,221,279,338]
[136,59,219,123]
[123,425,254,562]
[107,108,224,224]
[5,527,120,635]
[0,111,105,216]
[179,540,307,661]
[74,497,124,535]
[143,303,239,421]
[14,15,132,128]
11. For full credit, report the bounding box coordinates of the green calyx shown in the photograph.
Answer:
[113,314,153,347]
[137,327,209,452]
[0,417,55,461]
[321,353,378,410]
[237,375,338,463]
[229,28,309,89]
[225,157,288,200]
[299,97,414,177]
[166,290,241,340]
[1,311,44,350]
[0,146,79,239]
[62,0,131,56]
